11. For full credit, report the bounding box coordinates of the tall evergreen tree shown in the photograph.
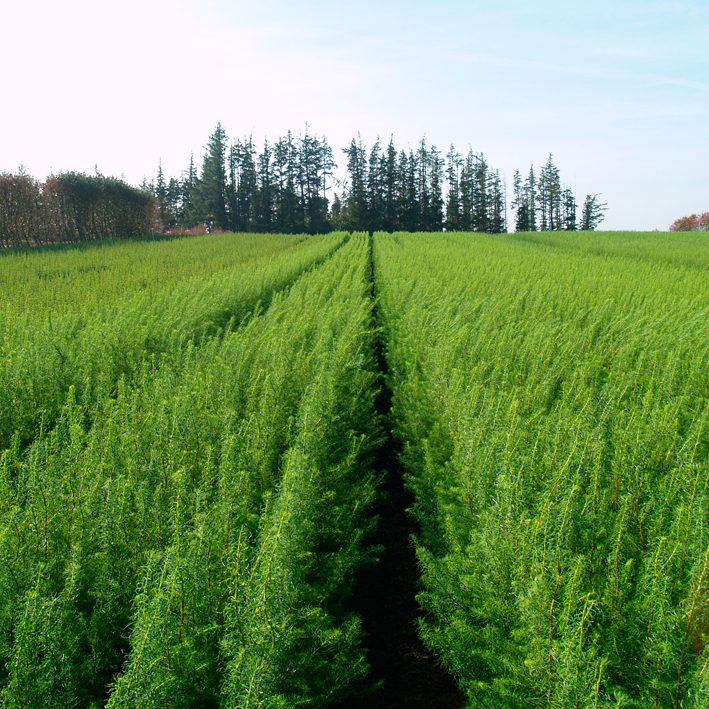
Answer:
[445,146,463,231]
[416,139,430,230]
[399,149,419,232]
[487,169,505,234]
[580,193,607,230]
[234,138,258,231]
[382,138,399,232]
[273,132,299,233]
[512,170,529,232]
[195,123,228,229]
[180,154,199,227]
[525,166,537,231]
[299,129,333,233]
[342,137,368,231]
[472,153,489,232]
[226,143,239,231]
[164,178,181,230]
[155,162,168,228]
[254,139,275,232]
[367,140,384,233]
[427,144,444,231]
[459,150,476,231]
[561,188,577,230]
[537,154,561,231]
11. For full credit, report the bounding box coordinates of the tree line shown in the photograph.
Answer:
[146,124,607,234]
[0,124,608,248]
[511,157,606,232]
[0,172,155,248]
[148,124,335,235]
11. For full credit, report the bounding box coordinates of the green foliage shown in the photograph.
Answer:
[375,231,708,707]
[0,232,341,450]
[0,228,703,707]
[2,557,84,708]
[0,233,378,706]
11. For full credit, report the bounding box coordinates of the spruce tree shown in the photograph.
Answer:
[382,138,399,232]
[235,138,258,231]
[512,170,530,231]
[459,150,476,231]
[180,154,198,227]
[526,166,537,231]
[561,188,577,230]
[427,144,444,231]
[273,132,299,233]
[580,194,607,230]
[155,162,168,229]
[299,129,333,233]
[342,137,368,231]
[367,139,384,233]
[195,123,228,230]
[472,153,489,232]
[487,169,505,234]
[416,139,430,230]
[255,139,275,232]
[537,154,561,230]
[446,147,463,232]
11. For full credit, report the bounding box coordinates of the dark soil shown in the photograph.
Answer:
[335,237,465,709]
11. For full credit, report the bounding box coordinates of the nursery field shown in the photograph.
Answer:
[0,230,706,707]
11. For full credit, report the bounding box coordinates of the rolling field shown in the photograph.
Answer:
[0,231,706,707]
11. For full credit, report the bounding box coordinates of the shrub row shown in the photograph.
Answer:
[0,173,156,248]
[0,235,379,706]
[376,232,708,707]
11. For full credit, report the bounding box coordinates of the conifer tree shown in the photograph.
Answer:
[416,139,430,230]
[537,154,561,230]
[342,137,368,231]
[487,169,505,234]
[367,139,384,233]
[472,153,489,232]
[512,169,530,231]
[195,123,228,229]
[398,149,419,232]
[427,143,444,231]
[526,166,537,231]
[225,143,239,231]
[180,154,199,227]
[562,188,577,230]
[273,131,299,233]
[446,146,463,231]
[255,139,275,232]
[459,150,476,231]
[233,137,258,231]
[299,129,333,233]
[382,138,399,232]
[580,193,607,230]
[155,162,168,228]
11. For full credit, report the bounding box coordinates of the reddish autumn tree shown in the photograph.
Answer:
[669,212,709,231]
[0,174,43,247]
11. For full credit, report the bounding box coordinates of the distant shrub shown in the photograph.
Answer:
[669,212,709,231]
[164,224,225,236]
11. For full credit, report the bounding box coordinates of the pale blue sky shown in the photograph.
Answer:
[2,0,707,229]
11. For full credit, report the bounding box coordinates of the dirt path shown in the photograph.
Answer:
[336,236,465,708]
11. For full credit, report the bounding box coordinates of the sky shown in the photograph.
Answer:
[1,0,707,230]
